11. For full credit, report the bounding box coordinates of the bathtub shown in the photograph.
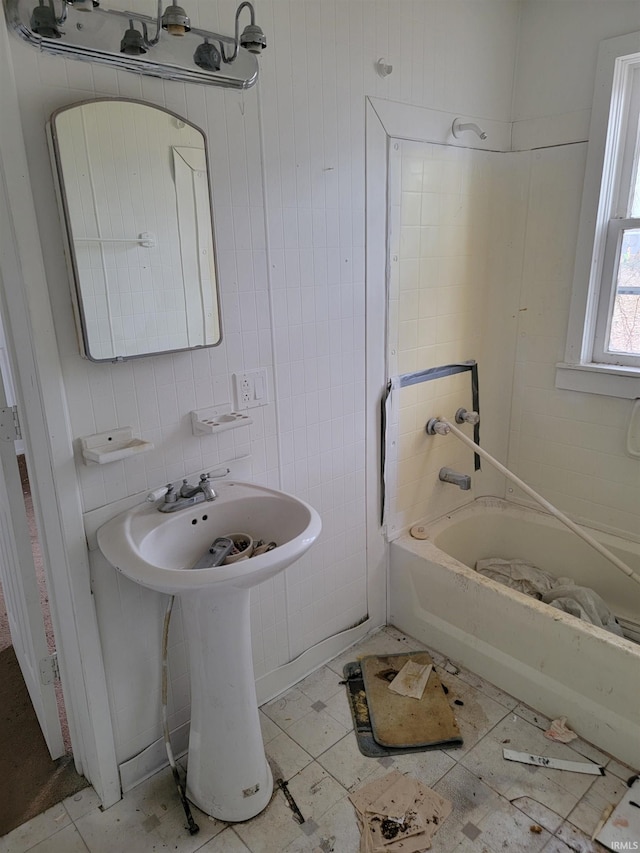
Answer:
[389,497,640,767]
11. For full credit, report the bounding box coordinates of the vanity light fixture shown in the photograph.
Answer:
[29,0,61,37]
[194,38,221,72]
[161,0,190,36]
[7,0,266,88]
[120,19,146,55]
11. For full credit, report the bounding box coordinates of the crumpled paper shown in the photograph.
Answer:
[544,716,578,743]
[350,770,452,852]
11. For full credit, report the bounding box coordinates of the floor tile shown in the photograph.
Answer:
[282,796,361,853]
[437,668,509,759]
[316,733,391,791]
[510,795,564,833]
[454,667,520,711]
[376,747,456,789]
[197,827,253,851]
[322,685,354,730]
[286,708,351,757]
[0,804,70,853]
[62,787,102,822]
[294,665,345,704]
[24,824,89,853]
[265,730,314,780]
[553,821,604,852]
[2,629,628,853]
[74,766,224,853]
[430,763,505,853]
[262,687,315,730]
[514,703,552,731]
[233,762,346,853]
[567,770,628,836]
[459,714,598,818]
[605,758,636,781]
[473,797,551,852]
[259,709,283,744]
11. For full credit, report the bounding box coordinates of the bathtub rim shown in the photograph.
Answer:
[395,495,640,651]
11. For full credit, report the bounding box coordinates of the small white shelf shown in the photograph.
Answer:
[191,406,253,436]
[80,427,154,465]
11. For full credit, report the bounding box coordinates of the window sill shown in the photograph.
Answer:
[555,362,640,399]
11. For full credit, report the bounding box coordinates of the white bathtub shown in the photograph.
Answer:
[389,497,640,767]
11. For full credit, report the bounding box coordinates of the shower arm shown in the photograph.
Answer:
[428,416,640,588]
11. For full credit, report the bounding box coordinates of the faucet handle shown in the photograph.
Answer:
[426,418,451,436]
[455,408,480,426]
[205,467,230,480]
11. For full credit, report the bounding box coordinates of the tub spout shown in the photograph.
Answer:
[439,467,471,490]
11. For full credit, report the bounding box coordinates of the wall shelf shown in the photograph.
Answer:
[191,406,253,436]
[80,427,153,465]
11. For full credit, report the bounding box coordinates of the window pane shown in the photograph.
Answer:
[608,228,640,354]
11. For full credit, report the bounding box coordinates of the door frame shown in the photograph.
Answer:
[0,26,120,807]
[0,347,65,758]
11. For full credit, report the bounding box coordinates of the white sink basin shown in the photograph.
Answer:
[96,480,322,823]
[97,480,322,594]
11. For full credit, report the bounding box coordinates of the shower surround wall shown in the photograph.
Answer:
[385,140,526,537]
[5,1,521,779]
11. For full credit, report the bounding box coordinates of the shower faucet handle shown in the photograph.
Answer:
[455,408,480,426]
[426,418,451,436]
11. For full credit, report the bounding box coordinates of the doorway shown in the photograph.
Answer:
[0,325,87,837]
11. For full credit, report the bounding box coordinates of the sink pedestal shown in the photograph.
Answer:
[181,586,273,821]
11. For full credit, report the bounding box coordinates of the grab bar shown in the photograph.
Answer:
[74,231,156,248]
[428,416,640,588]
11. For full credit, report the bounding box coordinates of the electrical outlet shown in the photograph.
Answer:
[233,370,268,411]
[240,376,251,405]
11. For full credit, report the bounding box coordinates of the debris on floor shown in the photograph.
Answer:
[275,777,305,824]
[387,660,433,700]
[503,748,605,775]
[544,716,578,744]
[350,769,452,852]
[595,775,640,851]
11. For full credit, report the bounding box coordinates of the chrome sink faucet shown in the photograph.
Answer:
[157,472,222,513]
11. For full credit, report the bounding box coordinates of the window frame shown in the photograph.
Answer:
[558,30,640,398]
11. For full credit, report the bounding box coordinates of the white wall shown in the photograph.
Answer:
[4,0,523,776]
[508,1,640,540]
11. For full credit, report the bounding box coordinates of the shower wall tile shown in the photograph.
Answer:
[386,140,511,535]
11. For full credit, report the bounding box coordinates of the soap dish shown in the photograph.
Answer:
[191,406,253,436]
[80,427,154,465]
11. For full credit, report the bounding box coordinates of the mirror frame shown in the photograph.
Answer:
[47,97,223,363]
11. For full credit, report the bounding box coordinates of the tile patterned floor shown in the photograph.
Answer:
[1,627,635,853]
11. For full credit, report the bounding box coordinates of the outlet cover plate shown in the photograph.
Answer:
[233,370,268,410]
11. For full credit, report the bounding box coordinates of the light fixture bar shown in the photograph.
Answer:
[5,0,261,88]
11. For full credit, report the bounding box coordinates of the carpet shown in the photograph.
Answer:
[0,646,88,838]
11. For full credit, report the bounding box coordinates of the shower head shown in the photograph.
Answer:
[452,119,487,141]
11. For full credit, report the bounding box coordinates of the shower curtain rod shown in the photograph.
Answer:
[432,416,640,588]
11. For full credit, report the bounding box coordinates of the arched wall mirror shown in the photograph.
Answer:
[48,99,222,362]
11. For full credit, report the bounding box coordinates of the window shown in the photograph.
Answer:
[559,31,640,398]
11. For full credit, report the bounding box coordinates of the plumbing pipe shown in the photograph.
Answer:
[430,416,640,588]
[162,595,199,835]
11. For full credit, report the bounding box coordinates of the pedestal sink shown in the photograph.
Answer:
[97,480,321,822]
